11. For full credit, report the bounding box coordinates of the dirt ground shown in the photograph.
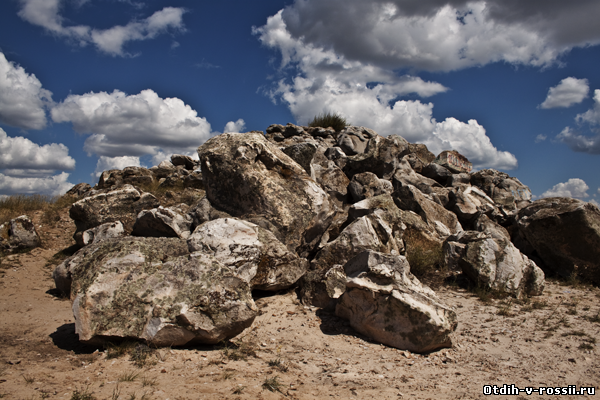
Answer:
[1,208,599,400]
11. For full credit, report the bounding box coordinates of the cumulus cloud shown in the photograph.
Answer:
[93,156,140,178]
[255,10,517,170]
[539,77,589,109]
[223,119,246,133]
[51,89,213,158]
[275,0,600,72]
[541,178,590,199]
[0,52,53,130]
[535,134,547,143]
[0,171,73,196]
[576,89,600,126]
[18,0,186,56]
[0,128,75,170]
[557,90,600,154]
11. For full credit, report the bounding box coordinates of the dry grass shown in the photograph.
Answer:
[308,112,348,132]
[0,193,76,227]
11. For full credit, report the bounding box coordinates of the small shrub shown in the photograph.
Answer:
[221,340,258,361]
[262,376,285,393]
[71,386,96,400]
[105,340,137,359]
[130,344,155,368]
[118,371,139,382]
[308,112,348,132]
[232,385,246,395]
[497,300,514,317]
[267,358,289,372]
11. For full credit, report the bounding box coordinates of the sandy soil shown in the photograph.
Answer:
[0,208,599,400]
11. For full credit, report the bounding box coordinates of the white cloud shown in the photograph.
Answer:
[274,0,600,73]
[93,156,140,178]
[541,178,590,199]
[223,119,246,133]
[576,89,600,126]
[18,0,186,56]
[0,171,73,196]
[539,77,589,109]
[0,52,53,130]
[51,89,213,159]
[535,134,547,143]
[556,91,600,154]
[255,10,517,170]
[0,128,75,171]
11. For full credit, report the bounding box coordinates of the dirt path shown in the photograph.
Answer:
[0,210,599,399]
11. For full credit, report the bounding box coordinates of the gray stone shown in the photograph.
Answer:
[122,166,156,187]
[335,251,457,353]
[75,221,125,247]
[171,154,197,170]
[282,142,318,174]
[343,133,411,180]
[66,183,92,198]
[421,163,453,186]
[348,172,393,203]
[337,126,378,156]
[7,215,41,250]
[470,169,532,211]
[132,206,193,239]
[188,218,308,291]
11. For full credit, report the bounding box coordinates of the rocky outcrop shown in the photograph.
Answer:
[198,132,333,256]
[348,172,393,203]
[514,197,600,284]
[75,221,125,247]
[188,218,308,291]
[64,237,257,346]
[470,169,532,212]
[444,231,545,298]
[335,251,457,353]
[342,133,410,180]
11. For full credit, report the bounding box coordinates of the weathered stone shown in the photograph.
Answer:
[343,133,411,180]
[393,183,462,238]
[75,221,125,247]
[348,172,393,203]
[324,147,347,169]
[132,206,193,239]
[7,215,41,250]
[448,173,471,187]
[433,150,472,173]
[470,169,532,211]
[188,218,309,291]
[133,193,161,215]
[337,126,378,156]
[122,166,156,187]
[65,237,256,346]
[473,214,510,241]
[310,150,350,206]
[407,143,436,164]
[335,251,457,353]
[515,197,600,284]
[67,183,92,198]
[447,185,496,227]
[282,142,317,175]
[392,158,441,195]
[183,171,204,189]
[171,154,197,170]
[97,169,123,189]
[421,163,453,186]
[69,185,142,234]
[187,197,231,232]
[150,160,177,179]
[198,132,333,256]
[445,231,545,298]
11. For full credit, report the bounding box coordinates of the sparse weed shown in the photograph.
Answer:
[308,112,348,132]
[71,386,96,400]
[232,385,246,395]
[268,358,289,372]
[221,340,258,361]
[130,344,155,368]
[118,371,139,382]
[22,374,35,384]
[105,341,138,360]
[579,343,594,350]
[221,370,235,380]
[110,385,121,400]
[141,376,157,387]
[497,299,514,316]
[262,376,285,393]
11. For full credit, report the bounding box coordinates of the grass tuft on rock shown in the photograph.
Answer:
[308,112,348,132]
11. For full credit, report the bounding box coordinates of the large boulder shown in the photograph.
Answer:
[444,231,545,298]
[63,237,257,346]
[282,142,317,175]
[310,150,350,206]
[122,166,156,187]
[470,169,532,212]
[335,251,458,353]
[198,132,333,256]
[171,154,197,171]
[132,206,193,239]
[69,185,143,235]
[515,197,600,284]
[348,172,393,203]
[6,215,41,251]
[447,185,497,228]
[337,126,378,156]
[188,218,309,291]
[392,158,441,195]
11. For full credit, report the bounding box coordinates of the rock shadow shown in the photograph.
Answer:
[49,323,101,354]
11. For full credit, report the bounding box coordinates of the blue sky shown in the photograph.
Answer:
[1,0,600,203]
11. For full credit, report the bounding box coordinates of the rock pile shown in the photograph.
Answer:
[52,123,600,352]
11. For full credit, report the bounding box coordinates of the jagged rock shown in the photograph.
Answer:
[448,173,471,187]
[198,132,333,256]
[407,143,436,164]
[473,214,510,241]
[393,183,462,238]
[122,166,156,187]
[335,251,457,353]
[183,171,204,189]
[132,206,193,239]
[188,218,308,291]
[470,169,532,211]
[421,163,453,186]
[187,197,231,231]
[348,172,393,203]
[343,133,411,180]
[337,126,378,155]
[64,237,256,346]
[310,151,349,206]
[133,193,161,215]
[392,158,440,195]
[75,221,125,247]
[282,143,317,174]
[447,186,496,227]
[444,231,545,298]
[6,215,41,250]
[67,183,92,198]
[150,160,177,179]
[324,147,348,169]
[97,169,124,189]
[69,185,143,235]
[171,154,197,170]
[515,197,600,284]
